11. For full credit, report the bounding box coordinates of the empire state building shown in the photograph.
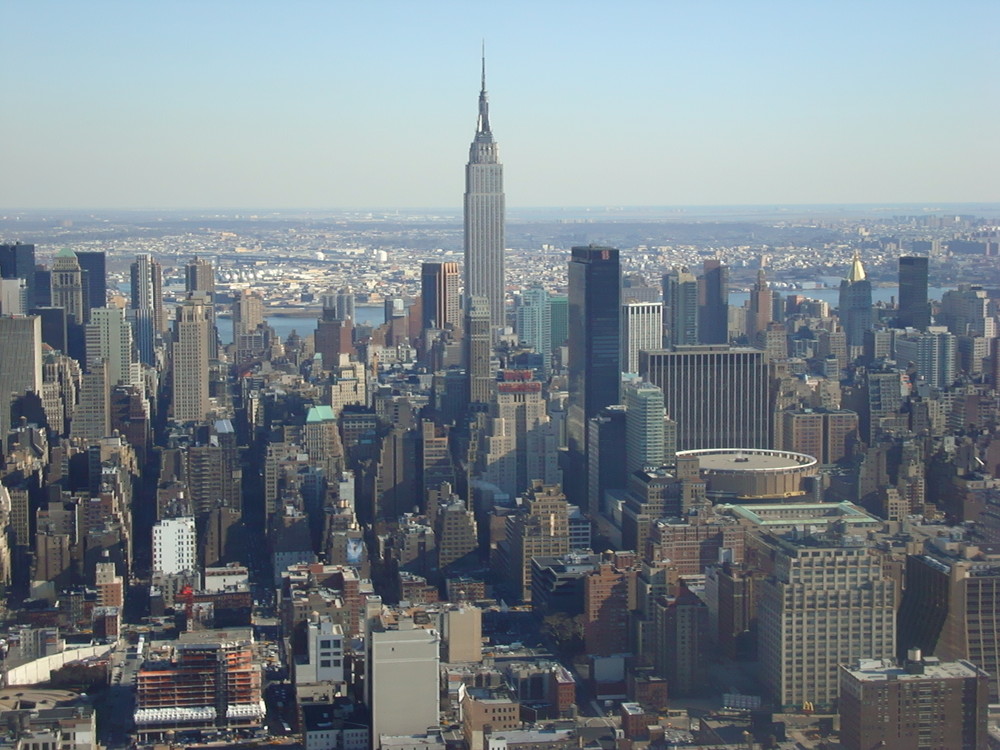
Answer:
[464,57,506,328]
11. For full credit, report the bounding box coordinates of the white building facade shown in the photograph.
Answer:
[152,517,197,575]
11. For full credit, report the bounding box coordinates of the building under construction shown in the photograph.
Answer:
[133,628,264,739]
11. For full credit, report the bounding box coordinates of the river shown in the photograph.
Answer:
[218,304,385,345]
[218,287,953,344]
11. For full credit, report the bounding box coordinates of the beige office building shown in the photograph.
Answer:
[172,296,212,423]
[757,531,896,710]
[368,617,440,745]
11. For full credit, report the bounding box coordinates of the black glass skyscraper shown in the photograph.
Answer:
[76,251,107,320]
[34,267,51,307]
[663,267,698,347]
[697,259,729,345]
[567,245,621,459]
[898,256,930,330]
[0,242,36,309]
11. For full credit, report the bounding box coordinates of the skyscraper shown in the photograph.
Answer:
[76,251,107,317]
[894,328,956,389]
[130,254,164,327]
[640,345,770,450]
[779,408,858,465]
[383,296,405,321]
[516,287,552,375]
[315,317,353,370]
[621,301,662,374]
[29,306,67,353]
[505,481,570,602]
[747,268,774,343]
[939,284,996,338]
[899,553,1000,702]
[838,250,872,351]
[72,360,110,441]
[421,261,460,332]
[0,243,36,309]
[898,255,930,330]
[477,370,560,498]
[50,247,85,325]
[663,268,698,347]
[187,420,243,516]
[420,419,453,500]
[465,296,493,406]
[334,287,355,322]
[152,516,198,575]
[464,55,506,328]
[184,256,215,297]
[0,315,42,432]
[697,259,729,345]
[549,295,568,349]
[567,246,622,459]
[586,405,627,518]
[33,267,51,308]
[184,258,217,358]
[172,295,212,423]
[758,529,896,711]
[86,306,139,388]
[0,279,27,316]
[232,289,265,338]
[623,380,670,476]
[852,363,908,445]
[130,254,165,365]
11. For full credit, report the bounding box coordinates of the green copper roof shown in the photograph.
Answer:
[56,247,77,258]
[306,405,336,423]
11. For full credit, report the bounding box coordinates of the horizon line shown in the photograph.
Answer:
[3,201,1000,214]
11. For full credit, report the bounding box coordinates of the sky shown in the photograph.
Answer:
[2,1,998,210]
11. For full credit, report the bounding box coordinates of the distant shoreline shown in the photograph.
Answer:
[217,304,383,318]
[215,308,318,318]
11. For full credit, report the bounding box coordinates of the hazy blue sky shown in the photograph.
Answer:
[2,1,997,210]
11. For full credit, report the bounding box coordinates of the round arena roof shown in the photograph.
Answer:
[677,448,818,473]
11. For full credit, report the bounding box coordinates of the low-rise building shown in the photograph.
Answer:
[0,689,96,750]
[301,700,369,750]
[461,687,520,750]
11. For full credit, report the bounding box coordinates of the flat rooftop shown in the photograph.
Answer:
[489,729,574,743]
[0,688,81,711]
[844,658,985,682]
[722,502,881,526]
[679,448,816,472]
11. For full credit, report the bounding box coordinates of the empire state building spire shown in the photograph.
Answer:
[476,50,492,138]
[464,50,506,328]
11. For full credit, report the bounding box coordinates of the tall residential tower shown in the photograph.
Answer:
[464,55,506,328]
